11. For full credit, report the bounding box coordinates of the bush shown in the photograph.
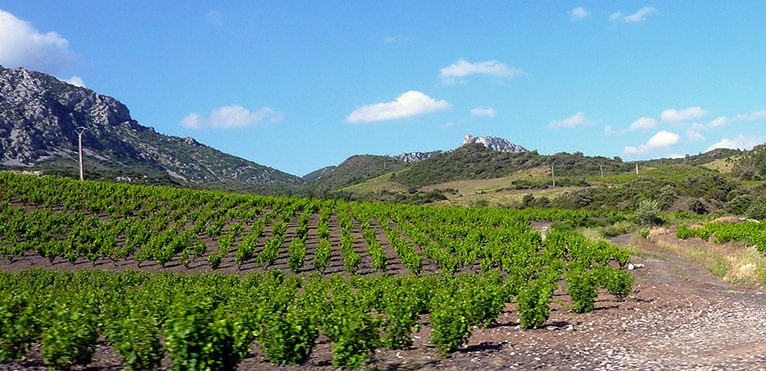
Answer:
[688,198,708,215]
[429,294,471,356]
[164,296,247,371]
[565,269,598,313]
[460,275,505,328]
[635,199,661,225]
[517,274,556,330]
[287,238,306,272]
[258,305,318,365]
[207,252,222,269]
[40,300,99,370]
[596,267,635,301]
[640,227,650,239]
[745,199,766,220]
[0,293,40,362]
[312,239,331,271]
[726,194,753,216]
[380,293,420,350]
[331,308,381,369]
[104,310,163,371]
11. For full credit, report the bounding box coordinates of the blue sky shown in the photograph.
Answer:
[2,2,765,176]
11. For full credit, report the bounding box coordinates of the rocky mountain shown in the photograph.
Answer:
[0,66,301,186]
[462,133,528,153]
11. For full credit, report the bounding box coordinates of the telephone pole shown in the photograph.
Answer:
[75,127,87,181]
[551,165,555,188]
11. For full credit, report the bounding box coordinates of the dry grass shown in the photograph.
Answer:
[420,172,579,207]
[701,156,738,173]
[342,165,589,207]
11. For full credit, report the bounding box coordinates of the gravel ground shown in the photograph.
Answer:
[392,232,766,371]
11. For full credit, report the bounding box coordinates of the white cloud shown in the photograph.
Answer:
[206,11,224,26]
[63,76,84,87]
[439,58,522,83]
[686,130,705,142]
[623,130,679,154]
[610,7,658,23]
[471,107,496,118]
[707,116,728,128]
[690,116,729,132]
[629,117,658,130]
[181,105,284,129]
[384,35,411,43]
[648,131,680,147]
[622,146,643,155]
[622,145,645,155]
[0,10,75,74]
[661,106,707,123]
[571,7,591,20]
[606,117,657,135]
[625,7,658,22]
[707,135,764,151]
[346,91,450,123]
[609,12,624,21]
[548,112,593,128]
[734,110,766,121]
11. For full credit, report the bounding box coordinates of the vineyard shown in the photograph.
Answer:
[677,219,766,253]
[0,172,635,370]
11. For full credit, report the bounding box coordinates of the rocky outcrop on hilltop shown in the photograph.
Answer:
[390,150,443,163]
[462,133,527,153]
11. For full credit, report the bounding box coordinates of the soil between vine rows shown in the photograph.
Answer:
[0,212,444,277]
[2,229,765,370]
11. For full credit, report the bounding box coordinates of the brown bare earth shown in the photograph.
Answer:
[3,230,766,370]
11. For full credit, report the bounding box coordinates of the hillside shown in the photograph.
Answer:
[391,144,634,188]
[333,142,766,216]
[306,154,406,192]
[0,66,301,186]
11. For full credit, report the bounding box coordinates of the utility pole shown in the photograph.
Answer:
[600,164,604,178]
[635,163,639,175]
[551,165,555,188]
[75,127,87,181]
